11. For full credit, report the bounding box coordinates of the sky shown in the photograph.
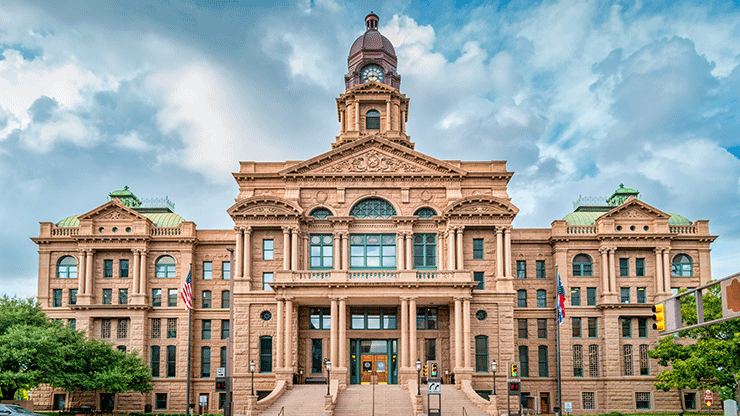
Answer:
[1,0,739,298]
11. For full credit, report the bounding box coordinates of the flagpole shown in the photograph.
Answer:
[555,264,563,416]
[185,263,193,415]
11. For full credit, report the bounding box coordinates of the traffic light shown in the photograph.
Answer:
[508,381,520,394]
[424,364,428,377]
[215,377,227,392]
[706,399,712,407]
[652,303,666,331]
[431,362,438,377]
[510,363,518,378]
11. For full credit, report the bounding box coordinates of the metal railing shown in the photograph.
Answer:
[462,406,469,416]
[277,406,284,416]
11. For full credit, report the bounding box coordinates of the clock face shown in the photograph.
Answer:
[361,65,384,83]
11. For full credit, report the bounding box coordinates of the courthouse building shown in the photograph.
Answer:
[32,13,717,415]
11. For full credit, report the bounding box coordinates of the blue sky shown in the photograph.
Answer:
[1,0,739,297]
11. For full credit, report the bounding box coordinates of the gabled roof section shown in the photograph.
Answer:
[442,195,519,218]
[227,195,304,219]
[597,196,670,221]
[279,134,467,178]
[77,199,151,223]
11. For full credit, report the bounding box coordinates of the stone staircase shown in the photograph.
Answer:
[334,384,415,416]
[421,385,490,416]
[258,385,329,416]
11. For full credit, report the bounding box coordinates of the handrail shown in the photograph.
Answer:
[462,406,469,416]
[277,406,284,416]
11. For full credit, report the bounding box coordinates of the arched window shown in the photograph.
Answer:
[350,198,396,218]
[310,208,333,219]
[475,335,488,372]
[57,256,78,279]
[672,254,692,277]
[155,255,176,278]
[414,207,437,218]
[366,110,380,130]
[573,254,593,277]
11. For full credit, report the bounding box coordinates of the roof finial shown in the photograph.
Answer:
[365,12,379,30]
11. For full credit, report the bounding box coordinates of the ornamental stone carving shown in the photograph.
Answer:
[323,150,424,173]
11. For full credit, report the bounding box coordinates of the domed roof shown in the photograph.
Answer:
[56,212,185,228]
[349,13,396,59]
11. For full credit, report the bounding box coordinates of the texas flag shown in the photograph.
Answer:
[556,271,566,324]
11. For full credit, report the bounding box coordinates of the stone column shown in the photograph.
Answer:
[397,232,406,271]
[78,250,87,294]
[291,228,299,271]
[401,110,405,133]
[339,297,347,368]
[409,298,418,366]
[276,299,285,369]
[608,248,617,297]
[341,232,350,270]
[600,248,609,293]
[456,227,464,271]
[139,250,148,297]
[663,248,671,294]
[504,228,512,278]
[85,249,94,295]
[386,101,391,131]
[284,298,293,369]
[333,232,341,270]
[454,297,462,370]
[132,249,140,294]
[354,102,359,131]
[235,227,243,279]
[302,232,309,270]
[282,227,290,271]
[244,227,252,280]
[401,297,409,368]
[463,298,471,369]
[437,231,445,270]
[340,109,345,133]
[447,228,456,270]
[496,228,504,278]
[406,232,413,270]
[654,248,664,294]
[330,298,338,365]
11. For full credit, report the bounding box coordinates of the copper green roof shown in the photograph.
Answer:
[56,212,184,228]
[108,185,142,208]
[563,211,691,226]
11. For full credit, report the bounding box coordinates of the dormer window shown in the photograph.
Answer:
[366,110,380,130]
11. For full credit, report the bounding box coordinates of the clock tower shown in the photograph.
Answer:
[335,13,411,148]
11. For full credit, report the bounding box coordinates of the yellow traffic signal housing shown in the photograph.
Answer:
[510,363,518,378]
[652,303,666,331]
[431,362,438,377]
[424,364,428,377]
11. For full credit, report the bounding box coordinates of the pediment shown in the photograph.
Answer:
[78,200,149,223]
[228,196,303,219]
[599,197,669,221]
[345,81,398,95]
[280,135,467,178]
[443,195,519,218]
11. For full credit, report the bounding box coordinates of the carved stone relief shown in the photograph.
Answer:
[322,150,425,173]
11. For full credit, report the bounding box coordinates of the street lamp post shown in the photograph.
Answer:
[326,360,332,396]
[250,360,255,396]
[415,360,422,396]
[491,359,497,396]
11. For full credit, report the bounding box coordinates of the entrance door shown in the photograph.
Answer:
[360,354,388,384]
[100,393,115,412]
[540,392,550,414]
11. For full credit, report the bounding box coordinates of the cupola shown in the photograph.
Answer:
[345,13,401,90]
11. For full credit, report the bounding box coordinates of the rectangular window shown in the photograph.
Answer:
[639,344,649,375]
[350,234,396,269]
[537,318,547,339]
[538,345,548,377]
[638,318,648,338]
[473,238,484,259]
[572,317,582,338]
[155,392,167,410]
[637,287,646,304]
[101,319,111,339]
[310,234,334,269]
[573,344,583,377]
[619,258,629,276]
[623,344,633,375]
[201,346,211,378]
[53,289,62,307]
[636,392,651,409]
[117,319,128,339]
[518,319,528,339]
[119,260,129,278]
[475,336,488,372]
[68,319,75,329]
[621,287,631,303]
[260,336,272,373]
[202,290,212,308]
[636,258,645,277]
[517,260,527,279]
[102,289,112,305]
[537,289,547,308]
[413,233,437,269]
[150,346,160,378]
[416,307,438,330]
[588,317,598,337]
[517,290,527,308]
[473,271,484,290]
[586,287,597,306]
[221,320,230,339]
[222,261,230,280]
[588,344,599,377]
[203,261,212,280]
[118,288,128,305]
[152,289,162,307]
[519,345,529,377]
[167,318,177,339]
[425,339,437,362]
[310,307,331,330]
[263,239,274,260]
[311,339,323,374]
[168,289,177,307]
[151,318,161,339]
[104,259,113,278]
[684,393,696,410]
[221,290,230,308]
[219,393,226,410]
[582,392,595,410]
[536,260,546,279]
[202,320,211,340]
[262,272,273,291]
[622,318,632,337]
[167,345,176,377]
[220,346,227,368]
[69,289,77,306]
[571,287,581,306]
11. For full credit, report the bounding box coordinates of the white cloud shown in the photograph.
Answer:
[113,131,152,152]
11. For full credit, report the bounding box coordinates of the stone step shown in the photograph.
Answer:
[334,384,415,416]
[421,385,489,416]
[258,385,329,416]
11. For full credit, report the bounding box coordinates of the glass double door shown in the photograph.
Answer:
[350,339,397,385]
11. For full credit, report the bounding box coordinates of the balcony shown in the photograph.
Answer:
[273,269,474,285]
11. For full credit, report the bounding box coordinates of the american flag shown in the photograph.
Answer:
[181,265,193,310]
[556,270,566,324]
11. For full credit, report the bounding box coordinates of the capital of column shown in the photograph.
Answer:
[339,230,350,237]
[455,227,464,234]
[495,227,503,235]
[336,296,348,301]
[245,226,252,234]
[502,225,512,233]
[79,248,88,255]
[660,247,671,254]
[234,226,244,233]
[281,226,291,233]
[598,247,609,254]
[85,248,95,254]
[275,295,288,302]
[291,227,299,234]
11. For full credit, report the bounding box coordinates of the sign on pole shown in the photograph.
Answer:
[216,367,225,377]
[705,390,713,407]
[564,402,572,413]
[428,380,441,394]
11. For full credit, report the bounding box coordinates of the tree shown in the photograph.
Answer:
[650,286,740,403]
[0,296,152,400]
